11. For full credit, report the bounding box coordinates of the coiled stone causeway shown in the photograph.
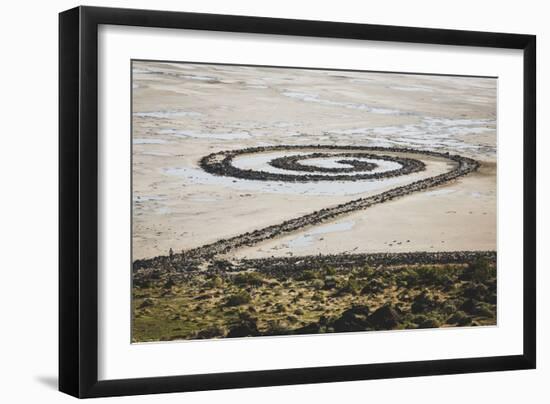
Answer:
[199,145,426,182]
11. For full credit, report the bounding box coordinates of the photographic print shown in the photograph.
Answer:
[131,60,497,343]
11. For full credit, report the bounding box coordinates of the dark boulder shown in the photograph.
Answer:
[323,277,338,290]
[226,319,259,338]
[332,305,370,332]
[294,322,322,335]
[196,325,227,339]
[367,304,401,330]
[460,298,477,314]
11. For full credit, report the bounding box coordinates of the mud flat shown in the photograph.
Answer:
[132,61,496,261]
[234,161,496,259]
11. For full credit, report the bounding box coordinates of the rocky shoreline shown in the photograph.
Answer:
[235,250,497,277]
[134,250,496,284]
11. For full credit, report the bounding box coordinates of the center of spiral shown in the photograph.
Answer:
[269,153,379,174]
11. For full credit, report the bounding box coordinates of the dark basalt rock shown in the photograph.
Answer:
[195,326,227,339]
[226,319,259,338]
[294,322,322,334]
[332,305,371,332]
[367,304,401,330]
[460,298,478,314]
[322,277,338,290]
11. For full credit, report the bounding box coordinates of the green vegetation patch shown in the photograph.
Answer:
[132,258,496,342]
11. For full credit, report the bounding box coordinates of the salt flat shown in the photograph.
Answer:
[132,61,496,260]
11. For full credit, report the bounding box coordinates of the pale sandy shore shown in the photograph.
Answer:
[132,61,496,261]
[230,162,496,259]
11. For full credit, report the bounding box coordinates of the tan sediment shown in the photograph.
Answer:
[132,61,496,261]
[231,161,496,259]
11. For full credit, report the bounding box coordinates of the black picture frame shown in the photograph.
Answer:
[59,5,536,398]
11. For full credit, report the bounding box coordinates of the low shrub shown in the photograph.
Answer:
[411,290,436,314]
[324,267,337,276]
[323,276,338,290]
[311,279,325,289]
[312,291,324,302]
[439,300,458,315]
[233,272,265,287]
[204,275,223,288]
[447,311,472,326]
[225,291,252,306]
[297,270,318,281]
[416,266,453,287]
[360,279,385,295]
[336,279,360,296]
[413,314,441,328]
[263,320,292,336]
[286,315,299,323]
[474,301,495,318]
[462,283,489,300]
[138,298,154,309]
[355,266,375,279]
[461,258,494,283]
